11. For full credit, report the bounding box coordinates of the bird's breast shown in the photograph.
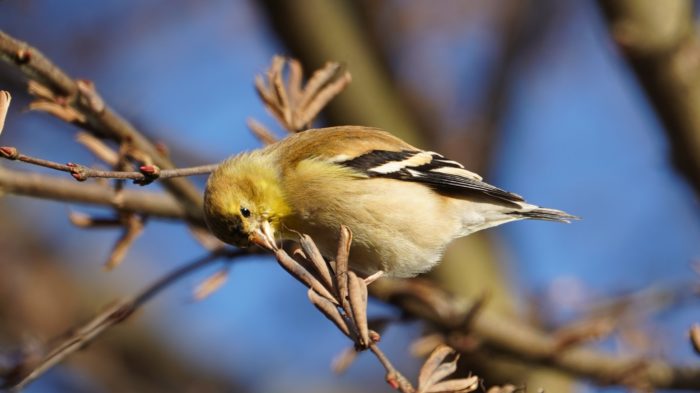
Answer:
[281,166,464,277]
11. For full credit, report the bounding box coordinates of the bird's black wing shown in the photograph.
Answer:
[338,149,524,203]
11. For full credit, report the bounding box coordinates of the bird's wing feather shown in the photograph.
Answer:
[274,126,523,203]
[276,126,416,164]
[337,149,524,203]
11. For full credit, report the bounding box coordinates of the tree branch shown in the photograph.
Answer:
[1,249,251,390]
[0,30,204,219]
[598,0,700,196]
[370,279,700,391]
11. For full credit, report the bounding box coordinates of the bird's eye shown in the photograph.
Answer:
[240,207,251,218]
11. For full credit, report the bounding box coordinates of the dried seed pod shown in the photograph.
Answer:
[247,118,278,145]
[308,288,351,338]
[347,271,369,347]
[423,376,479,393]
[0,90,10,136]
[418,345,457,389]
[335,225,352,309]
[300,234,335,295]
[75,132,119,166]
[331,346,357,375]
[68,211,122,228]
[104,215,144,270]
[690,324,700,355]
[29,100,86,123]
[486,385,518,393]
[193,269,229,301]
[411,334,446,358]
[275,249,337,304]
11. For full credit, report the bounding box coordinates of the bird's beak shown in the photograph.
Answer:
[249,220,277,251]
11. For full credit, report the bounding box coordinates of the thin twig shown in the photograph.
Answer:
[0,146,217,184]
[3,249,251,390]
[369,343,416,392]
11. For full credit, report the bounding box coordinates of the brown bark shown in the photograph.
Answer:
[599,0,700,195]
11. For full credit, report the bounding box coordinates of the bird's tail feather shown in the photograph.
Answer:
[510,207,579,223]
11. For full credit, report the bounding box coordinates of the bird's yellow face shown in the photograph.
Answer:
[203,191,275,249]
[203,155,291,250]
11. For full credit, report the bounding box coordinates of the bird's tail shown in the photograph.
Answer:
[509,206,579,223]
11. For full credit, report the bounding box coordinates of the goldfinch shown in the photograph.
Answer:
[204,126,576,278]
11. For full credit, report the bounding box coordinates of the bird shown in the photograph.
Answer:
[203,126,576,278]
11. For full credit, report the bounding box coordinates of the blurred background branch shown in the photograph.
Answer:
[371,278,700,391]
[2,249,251,390]
[598,0,700,196]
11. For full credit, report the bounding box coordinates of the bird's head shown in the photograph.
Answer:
[203,153,291,250]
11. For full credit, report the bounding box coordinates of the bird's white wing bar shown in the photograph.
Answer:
[369,151,433,174]
[429,166,482,181]
[337,149,524,203]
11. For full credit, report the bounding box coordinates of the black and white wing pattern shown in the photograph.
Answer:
[337,150,524,204]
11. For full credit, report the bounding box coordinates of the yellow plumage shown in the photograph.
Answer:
[204,126,576,278]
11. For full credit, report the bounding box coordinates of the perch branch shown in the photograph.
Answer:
[261,227,479,393]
